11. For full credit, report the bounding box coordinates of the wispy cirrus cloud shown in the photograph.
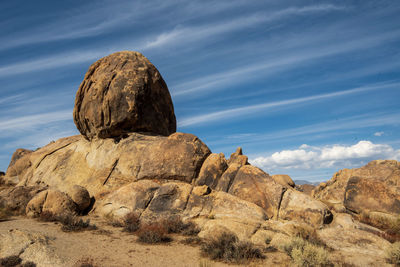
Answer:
[251,140,400,171]
[178,82,400,127]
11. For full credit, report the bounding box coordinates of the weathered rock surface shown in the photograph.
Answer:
[279,189,332,226]
[0,186,45,215]
[26,189,77,217]
[5,148,33,185]
[313,160,400,219]
[228,165,284,219]
[272,174,295,188]
[227,147,248,166]
[73,51,176,140]
[0,229,66,266]
[194,153,228,189]
[7,132,209,197]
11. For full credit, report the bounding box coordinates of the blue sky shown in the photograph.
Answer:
[1,0,399,182]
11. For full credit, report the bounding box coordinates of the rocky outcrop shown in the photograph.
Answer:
[5,148,33,185]
[73,51,176,140]
[67,185,91,212]
[0,186,45,215]
[313,160,400,219]
[8,132,209,197]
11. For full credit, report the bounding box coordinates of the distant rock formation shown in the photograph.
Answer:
[73,51,176,140]
[313,160,400,223]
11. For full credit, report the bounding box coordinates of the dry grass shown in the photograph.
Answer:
[36,212,96,232]
[386,242,400,266]
[181,236,203,246]
[136,222,172,244]
[283,237,331,267]
[200,231,264,264]
[161,216,200,236]
[74,257,98,267]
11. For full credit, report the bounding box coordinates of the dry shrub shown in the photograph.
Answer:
[200,232,264,263]
[386,241,400,266]
[137,222,171,244]
[57,213,97,232]
[294,225,326,248]
[0,255,21,267]
[122,212,140,233]
[75,257,97,267]
[162,216,200,235]
[283,237,330,267]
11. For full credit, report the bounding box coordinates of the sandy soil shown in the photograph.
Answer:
[0,216,289,267]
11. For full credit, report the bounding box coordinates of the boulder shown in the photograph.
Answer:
[194,153,228,188]
[344,176,400,216]
[73,51,176,140]
[313,160,400,217]
[228,165,284,219]
[26,189,77,217]
[279,189,333,227]
[67,185,91,212]
[272,174,295,188]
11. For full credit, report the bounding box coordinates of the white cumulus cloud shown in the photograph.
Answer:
[250,141,400,171]
[374,131,384,136]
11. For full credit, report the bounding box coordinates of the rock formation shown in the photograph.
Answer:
[313,160,400,222]
[1,51,398,266]
[73,51,176,140]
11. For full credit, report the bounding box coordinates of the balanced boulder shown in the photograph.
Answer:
[73,51,176,140]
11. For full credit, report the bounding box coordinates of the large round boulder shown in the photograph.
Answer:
[73,51,176,140]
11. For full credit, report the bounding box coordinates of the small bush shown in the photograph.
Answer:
[386,241,400,265]
[57,213,97,232]
[75,257,97,267]
[200,232,264,263]
[162,216,200,236]
[137,223,171,244]
[294,225,326,248]
[122,212,140,233]
[0,255,22,267]
[283,237,331,267]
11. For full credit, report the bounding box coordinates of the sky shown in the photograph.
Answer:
[0,0,399,182]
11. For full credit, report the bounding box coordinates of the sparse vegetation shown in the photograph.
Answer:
[283,237,331,267]
[58,213,97,232]
[0,255,21,267]
[35,212,96,232]
[0,255,36,267]
[294,225,327,248]
[122,212,140,233]
[181,236,203,246]
[200,231,264,263]
[162,216,200,236]
[74,257,97,267]
[386,241,400,266]
[137,222,172,243]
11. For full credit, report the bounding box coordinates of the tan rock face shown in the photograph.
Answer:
[313,160,400,217]
[11,132,210,196]
[5,148,33,182]
[272,174,295,188]
[73,51,176,140]
[228,165,284,219]
[279,189,332,227]
[67,185,91,212]
[194,153,228,188]
[0,186,45,215]
[26,189,77,217]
